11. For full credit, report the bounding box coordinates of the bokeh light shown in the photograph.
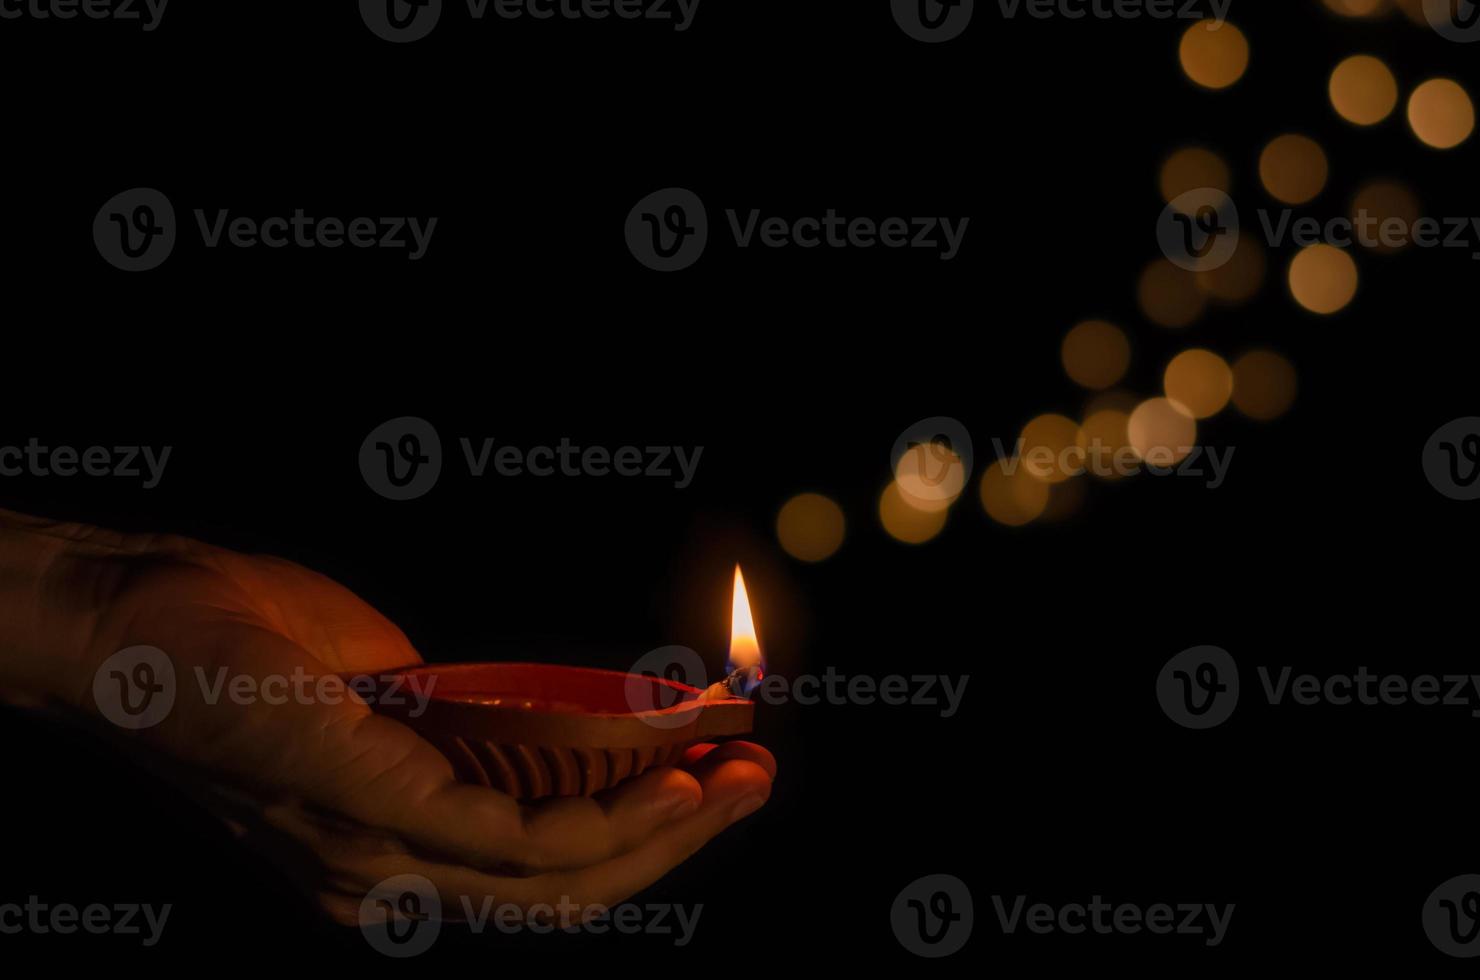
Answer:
[879,482,947,544]
[1061,320,1131,390]
[1178,20,1249,90]
[1159,147,1232,206]
[1231,350,1298,421]
[1329,55,1399,126]
[1259,134,1330,204]
[776,493,846,562]
[979,459,1051,527]
[1039,478,1087,524]
[893,441,965,513]
[1127,398,1197,467]
[1351,180,1422,254]
[1163,349,1234,419]
[1288,244,1359,314]
[1196,238,1266,303]
[1019,413,1084,484]
[1138,259,1207,328]
[1078,407,1134,480]
[1407,79,1475,149]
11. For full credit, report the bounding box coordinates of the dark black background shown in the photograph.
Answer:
[0,0,1476,969]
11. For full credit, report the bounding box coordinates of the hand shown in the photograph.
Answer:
[0,510,775,925]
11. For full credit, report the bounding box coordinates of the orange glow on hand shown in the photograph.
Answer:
[728,564,763,671]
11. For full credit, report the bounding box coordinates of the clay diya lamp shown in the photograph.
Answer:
[364,566,766,800]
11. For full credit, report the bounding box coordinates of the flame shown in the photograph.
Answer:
[728,564,763,672]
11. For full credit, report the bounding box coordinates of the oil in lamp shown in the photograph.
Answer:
[365,565,762,800]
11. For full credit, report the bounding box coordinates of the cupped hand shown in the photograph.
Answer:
[1,512,774,925]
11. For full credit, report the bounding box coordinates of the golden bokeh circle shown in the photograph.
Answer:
[1164,349,1234,419]
[1128,398,1198,467]
[1178,20,1250,90]
[1231,350,1298,421]
[879,482,947,544]
[1329,55,1399,126]
[1159,147,1232,207]
[1408,78,1476,149]
[1078,408,1134,480]
[1288,244,1359,314]
[776,493,846,562]
[1259,134,1330,205]
[893,442,965,514]
[1061,320,1131,390]
[1196,239,1267,304]
[1019,413,1084,484]
[979,459,1051,527]
[1351,181,1421,254]
[1138,259,1207,329]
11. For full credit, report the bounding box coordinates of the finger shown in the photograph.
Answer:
[327,758,773,922]
[680,740,777,779]
[217,554,422,673]
[489,758,773,912]
[377,759,703,876]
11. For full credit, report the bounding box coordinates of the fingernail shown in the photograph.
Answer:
[729,795,767,823]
